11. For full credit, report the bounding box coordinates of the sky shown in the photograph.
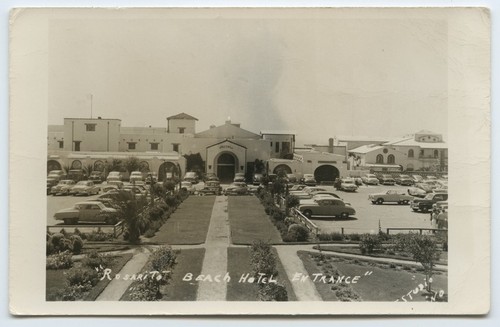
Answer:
[48,9,448,146]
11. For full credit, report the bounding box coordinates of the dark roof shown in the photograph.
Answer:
[166,112,198,121]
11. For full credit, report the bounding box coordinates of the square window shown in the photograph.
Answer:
[178,127,185,134]
[85,124,96,132]
[172,144,179,152]
[58,141,64,149]
[150,143,159,150]
[128,143,136,150]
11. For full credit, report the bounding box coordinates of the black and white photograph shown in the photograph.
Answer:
[9,7,490,315]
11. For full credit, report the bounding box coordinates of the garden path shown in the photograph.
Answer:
[275,246,322,301]
[96,247,151,301]
[196,195,231,301]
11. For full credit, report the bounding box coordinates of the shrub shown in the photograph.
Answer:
[69,235,84,254]
[65,266,99,294]
[359,234,382,254]
[349,233,362,242]
[318,232,344,242]
[129,246,177,301]
[272,210,285,221]
[81,249,109,270]
[258,283,288,301]
[46,251,73,270]
[85,229,114,242]
[286,224,310,242]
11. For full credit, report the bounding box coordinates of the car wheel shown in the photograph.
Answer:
[302,210,312,218]
[371,201,376,204]
[376,198,384,205]
[341,212,349,219]
[403,200,409,205]
[412,208,419,212]
[105,217,117,225]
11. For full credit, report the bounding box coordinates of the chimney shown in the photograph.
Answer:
[328,138,334,153]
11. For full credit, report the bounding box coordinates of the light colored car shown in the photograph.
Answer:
[107,171,123,182]
[224,182,248,195]
[198,180,222,196]
[361,174,379,185]
[299,198,356,219]
[233,173,246,183]
[368,190,413,205]
[51,179,76,196]
[183,171,199,184]
[395,174,413,186]
[301,174,317,186]
[379,174,396,186]
[407,187,427,198]
[54,201,119,225]
[340,178,358,192]
[47,170,66,188]
[289,184,307,192]
[69,181,101,196]
[180,181,196,194]
[129,171,144,183]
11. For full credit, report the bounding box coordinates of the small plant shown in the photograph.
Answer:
[349,233,362,242]
[46,251,73,270]
[81,249,109,270]
[286,224,310,242]
[359,234,382,255]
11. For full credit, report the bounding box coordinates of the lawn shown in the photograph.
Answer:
[149,196,215,245]
[298,251,448,302]
[228,196,282,245]
[315,245,448,265]
[226,247,296,301]
[46,253,133,301]
[120,248,205,301]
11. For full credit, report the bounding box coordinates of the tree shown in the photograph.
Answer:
[124,156,141,175]
[285,195,300,216]
[408,235,442,292]
[112,190,149,244]
[183,153,205,176]
[106,159,124,173]
[254,159,265,174]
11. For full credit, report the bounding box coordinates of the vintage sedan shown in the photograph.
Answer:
[340,178,358,192]
[223,182,248,195]
[361,174,379,185]
[69,181,101,196]
[54,201,119,225]
[395,174,414,186]
[379,174,396,185]
[299,198,356,219]
[180,181,196,194]
[368,190,413,205]
[301,174,317,186]
[198,181,223,196]
[50,180,76,196]
[407,187,427,198]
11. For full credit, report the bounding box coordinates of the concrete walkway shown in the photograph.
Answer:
[275,246,322,301]
[96,247,151,301]
[196,195,230,301]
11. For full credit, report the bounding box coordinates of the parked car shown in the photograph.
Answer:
[297,187,328,195]
[129,171,144,183]
[67,169,85,182]
[183,171,199,184]
[107,171,123,182]
[51,180,76,196]
[252,173,263,185]
[407,187,427,198]
[89,171,105,184]
[299,198,356,219]
[47,170,66,188]
[395,174,413,186]
[233,173,246,183]
[289,184,307,192]
[410,193,448,212]
[180,181,196,194]
[415,182,434,193]
[54,201,119,225]
[204,173,219,182]
[69,180,101,196]
[368,190,413,205]
[106,180,124,189]
[361,174,379,185]
[123,185,148,199]
[340,178,358,192]
[198,180,223,196]
[223,182,248,195]
[352,177,363,186]
[411,174,424,183]
[301,174,317,186]
[286,174,297,184]
[312,191,342,199]
[379,174,396,186]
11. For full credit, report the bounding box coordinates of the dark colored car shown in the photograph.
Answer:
[223,182,248,195]
[410,193,448,213]
[89,171,105,184]
[395,174,414,186]
[379,174,396,186]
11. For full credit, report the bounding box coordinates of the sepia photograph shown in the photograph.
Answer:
[9,6,490,315]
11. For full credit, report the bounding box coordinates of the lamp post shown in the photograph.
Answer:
[176,162,182,194]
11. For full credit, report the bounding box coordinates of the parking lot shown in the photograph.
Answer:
[47,182,436,235]
[305,184,434,234]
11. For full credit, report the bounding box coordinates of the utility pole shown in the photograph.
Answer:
[90,93,93,119]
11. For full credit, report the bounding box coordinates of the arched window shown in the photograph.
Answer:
[408,149,414,158]
[434,150,439,158]
[376,154,384,164]
[387,154,395,164]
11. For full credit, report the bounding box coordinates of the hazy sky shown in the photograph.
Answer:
[48,11,448,145]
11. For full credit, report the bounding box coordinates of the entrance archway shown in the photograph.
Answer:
[273,164,292,175]
[217,152,237,183]
[314,165,340,183]
[158,162,179,182]
[47,160,62,174]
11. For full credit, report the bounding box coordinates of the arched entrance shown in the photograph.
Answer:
[216,152,237,183]
[93,160,105,172]
[273,164,292,176]
[47,160,62,174]
[314,165,340,183]
[158,162,179,182]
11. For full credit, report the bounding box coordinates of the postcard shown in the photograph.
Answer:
[9,7,490,315]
